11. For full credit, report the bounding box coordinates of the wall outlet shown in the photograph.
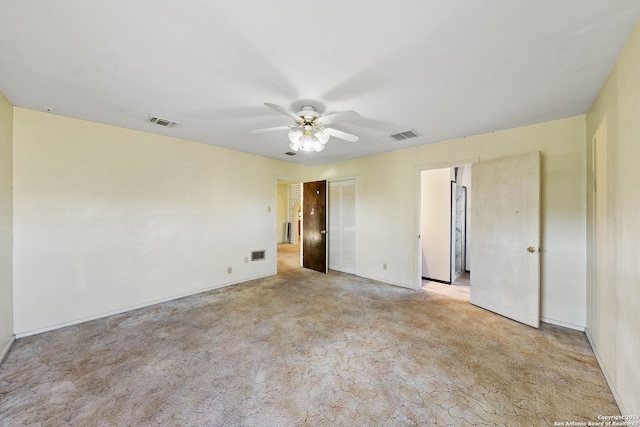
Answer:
[244,257,249,264]
[383,263,387,270]
[227,267,232,274]
[267,206,271,212]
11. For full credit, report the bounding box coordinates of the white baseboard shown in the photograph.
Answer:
[0,335,15,363]
[15,273,275,339]
[540,317,585,331]
[585,328,626,415]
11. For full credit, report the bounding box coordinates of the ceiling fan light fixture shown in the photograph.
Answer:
[314,129,329,144]
[289,140,301,151]
[254,102,360,154]
[300,135,317,152]
[288,129,303,144]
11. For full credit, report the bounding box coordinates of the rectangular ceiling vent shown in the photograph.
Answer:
[251,250,266,261]
[147,116,178,128]
[388,129,420,141]
[285,151,298,156]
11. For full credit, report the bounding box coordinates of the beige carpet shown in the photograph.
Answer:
[0,244,619,426]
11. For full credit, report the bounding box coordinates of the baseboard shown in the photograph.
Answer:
[540,317,585,331]
[15,273,275,339]
[422,277,451,285]
[0,335,15,364]
[585,328,626,415]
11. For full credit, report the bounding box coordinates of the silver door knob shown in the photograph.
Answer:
[320,230,327,235]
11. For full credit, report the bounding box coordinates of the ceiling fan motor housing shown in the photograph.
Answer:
[298,106,320,124]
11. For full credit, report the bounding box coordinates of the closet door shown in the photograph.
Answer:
[329,180,356,273]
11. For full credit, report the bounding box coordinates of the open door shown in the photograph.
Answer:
[302,180,328,273]
[470,152,541,328]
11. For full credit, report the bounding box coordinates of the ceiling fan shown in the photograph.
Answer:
[251,103,360,152]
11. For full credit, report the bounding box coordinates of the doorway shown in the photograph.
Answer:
[275,179,330,274]
[276,180,302,273]
[419,164,472,286]
[276,178,357,275]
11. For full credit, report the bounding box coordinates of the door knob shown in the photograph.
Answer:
[527,246,536,253]
[320,230,327,235]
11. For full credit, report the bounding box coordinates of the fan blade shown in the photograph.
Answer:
[317,110,360,125]
[325,127,359,142]
[250,125,293,134]
[264,103,302,122]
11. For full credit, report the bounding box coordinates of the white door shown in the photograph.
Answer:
[329,180,356,273]
[470,151,541,328]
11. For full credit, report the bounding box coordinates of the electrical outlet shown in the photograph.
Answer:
[244,257,249,264]
[227,267,232,274]
[383,263,387,270]
[267,206,271,212]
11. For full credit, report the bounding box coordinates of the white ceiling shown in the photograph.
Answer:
[1,1,639,166]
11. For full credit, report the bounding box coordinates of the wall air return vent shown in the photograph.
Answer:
[388,129,420,141]
[251,250,266,261]
[147,116,179,128]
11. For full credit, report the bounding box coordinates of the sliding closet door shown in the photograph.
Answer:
[329,180,356,274]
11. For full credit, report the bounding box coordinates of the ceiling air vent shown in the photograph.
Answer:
[147,116,178,128]
[388,129,420,141]
[285,151,298,156]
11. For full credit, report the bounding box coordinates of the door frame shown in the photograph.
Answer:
[274,175,359,275]
[415,159,478,290]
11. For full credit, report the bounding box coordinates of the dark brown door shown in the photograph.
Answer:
[303,180,327,273]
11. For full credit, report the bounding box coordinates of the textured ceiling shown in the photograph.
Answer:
[1,1,639,166]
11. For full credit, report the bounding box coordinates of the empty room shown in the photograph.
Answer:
[1,1,639,425]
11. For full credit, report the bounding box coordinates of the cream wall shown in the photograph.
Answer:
[11,107,588,336]
[313,115,587,329]
[0,91,14,360]
[586,22,640,414]
[12,108,308,335]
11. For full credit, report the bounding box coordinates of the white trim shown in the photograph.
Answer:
[326,174,359,183]
[540,317,585,331]
[585,328,626,414]
[416,158,479,172]
[0,335,15,363]
[15,274,274,338]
